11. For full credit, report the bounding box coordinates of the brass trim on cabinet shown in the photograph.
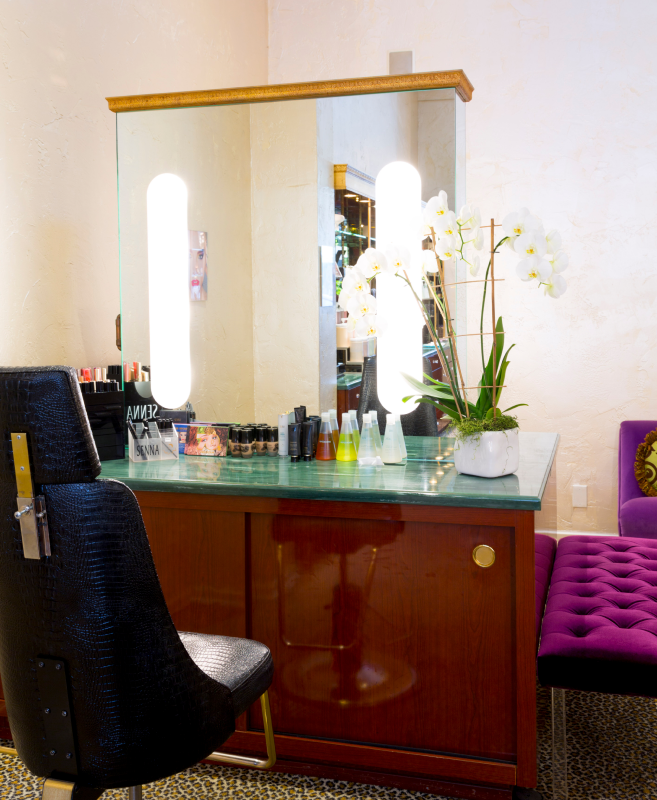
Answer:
[106,70,474,113]
[472,544,496,568]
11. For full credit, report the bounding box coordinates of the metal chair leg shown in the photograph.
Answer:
[128,788,142,800]
[206,690,276,769]
[42,779,76,800]
[551,687,568,800]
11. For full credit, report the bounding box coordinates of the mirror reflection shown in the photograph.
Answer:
[117,88,465,425]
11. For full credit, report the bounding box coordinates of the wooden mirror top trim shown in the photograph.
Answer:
[106,70,474,113]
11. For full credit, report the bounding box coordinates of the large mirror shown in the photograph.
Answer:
[113,74,468,425]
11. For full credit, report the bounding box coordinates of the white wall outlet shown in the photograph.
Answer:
[572,484,588,508]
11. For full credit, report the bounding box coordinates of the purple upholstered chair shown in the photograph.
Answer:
[618,420,657,538]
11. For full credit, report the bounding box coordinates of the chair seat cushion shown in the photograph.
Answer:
[535,533,557,641]
[537,535,657,696]
[179,632,274,717]
[619,497,657,539]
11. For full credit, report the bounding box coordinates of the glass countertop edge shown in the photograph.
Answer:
[109,475,544,510]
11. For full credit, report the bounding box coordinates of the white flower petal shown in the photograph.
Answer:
[514,231,547,259]
[546,229,562,254]
[469,254,481,277]
[473,229,484,251]
[418,249,439,273]
[549,250,569,274]
[544,274,567,299]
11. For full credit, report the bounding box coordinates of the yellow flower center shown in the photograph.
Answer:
[435,209,445,216]
[526,246,536,255]
[528,269,538,279]
[514,225,523,235]
[367,327,376,336]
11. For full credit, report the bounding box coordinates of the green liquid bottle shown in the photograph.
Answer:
[336,412,357,462]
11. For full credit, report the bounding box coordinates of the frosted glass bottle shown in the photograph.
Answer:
[316,412,336,461]
[336,413,357,462]
[394,413,408,460]
[369,409,383,457]
[357,413,378,462]
[328,408,340,450]
[348,409,360,451]
[381,413,403,464]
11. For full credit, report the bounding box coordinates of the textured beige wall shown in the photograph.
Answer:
[269,0,657,534]
[0,0,267,369]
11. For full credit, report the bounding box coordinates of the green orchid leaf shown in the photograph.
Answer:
[501,403,528,413]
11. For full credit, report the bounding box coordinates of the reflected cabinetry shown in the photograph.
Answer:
[135,491,538,799]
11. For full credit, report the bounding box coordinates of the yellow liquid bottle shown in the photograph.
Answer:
[348,410,360,451]
[336,413,357,462]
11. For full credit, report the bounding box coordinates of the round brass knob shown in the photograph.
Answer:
[472,544,496,568]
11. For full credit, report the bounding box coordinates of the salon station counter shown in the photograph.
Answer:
[70,436,560,797]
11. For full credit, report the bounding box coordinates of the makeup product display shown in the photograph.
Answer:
[278,413,289,456]
[369,409,383,456]
[266,427,279,456]
[184,425,228,457]
[336,413,357,462]
[255,427,268,456]
[79,379,125,461]
[381,414,403,464]
[394,413,408,460]
[348,409,361,451]
[240,428,254,459]
[128,416,178,463]
[301,421,315,462]
[308,416,321,452]
[357,413,379,463]
[288,422,302,463]
[294,406,306,424]
[316,412,336,461]
[328,408,340,450]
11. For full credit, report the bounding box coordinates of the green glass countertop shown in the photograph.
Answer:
[100,433,558,510]
[336,373,362,389]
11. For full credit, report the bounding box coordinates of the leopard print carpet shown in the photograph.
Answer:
[2,685,656,799]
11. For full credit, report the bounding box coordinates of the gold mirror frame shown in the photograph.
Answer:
[106,70,473,113]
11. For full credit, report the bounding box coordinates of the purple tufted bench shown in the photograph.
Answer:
[535,533,557,643]
[537,534,657,797]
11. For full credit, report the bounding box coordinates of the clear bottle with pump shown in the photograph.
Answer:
[381,414,403,464]
[316,412,337,461]
[369,409,383,456]
[394,413,408,460]
[336,413,357,462]
[328,408,340,450]
[348,409,360,451]
[357,413,378,463]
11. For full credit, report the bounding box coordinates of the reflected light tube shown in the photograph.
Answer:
[375,162,423,415]
[147,173,191,410]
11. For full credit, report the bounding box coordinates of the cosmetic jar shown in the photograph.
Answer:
[267,427,279,456]
[255,427,268,456]
[240,427,254,459]
[229,426,242,457]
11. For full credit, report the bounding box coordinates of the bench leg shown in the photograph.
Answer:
[551,687,568,800]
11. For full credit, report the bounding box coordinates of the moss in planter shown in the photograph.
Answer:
[451,414,519,440]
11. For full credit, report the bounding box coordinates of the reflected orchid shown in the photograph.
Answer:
[347,292,377,320]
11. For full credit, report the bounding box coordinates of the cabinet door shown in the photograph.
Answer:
[250,513,516,762]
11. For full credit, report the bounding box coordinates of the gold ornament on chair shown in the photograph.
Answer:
[635,429,657,497]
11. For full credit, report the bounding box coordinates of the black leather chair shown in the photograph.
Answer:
[0,367,275,800]
[356,355,438,437]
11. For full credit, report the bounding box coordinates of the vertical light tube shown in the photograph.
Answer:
[375,162,423,415]
[147,173,191,410]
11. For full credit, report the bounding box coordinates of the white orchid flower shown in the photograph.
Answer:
[417,249,439,274]
[546,229,562,254]
[514,231,548,260]
[383,243,411,274]
[355,313,388,338]
[503,207,542,241]
[343,266,370,294]
[516,256,552,282]
[457,205,482,229]
[435,210,458,238]
[469,254,481,277]
[472,228,484,251]
[347,292,377,319]
[544,273,567,299]
[358,247,389,278]
[423,191,449,228]
[547,250,569,274]
[436,236,457,263]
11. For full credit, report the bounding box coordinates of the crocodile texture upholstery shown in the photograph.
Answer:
[535,533,557,642]
[0,366,100,485]
[178,632,273,718]
[356,355,439,437]
[538,535,657,696]
[0,367,273,791]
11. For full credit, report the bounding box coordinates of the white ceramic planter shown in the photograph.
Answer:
[453,428,519,479]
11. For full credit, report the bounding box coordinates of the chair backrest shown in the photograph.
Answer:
[356,355,439,437]
[0,367,234,789]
